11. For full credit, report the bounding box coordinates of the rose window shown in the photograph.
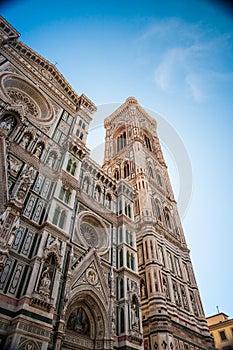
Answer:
[80,223,98,248]
[8,89,39,117]
[76,212,109,254]
[0,72,54,124]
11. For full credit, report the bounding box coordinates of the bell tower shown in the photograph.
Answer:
[103,97,213,350]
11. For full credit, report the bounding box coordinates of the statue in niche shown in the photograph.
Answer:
[181,286,189,309]
[67,307,89,334]
[47,153,56,167]
[0,115,15,132]
[9,156,22,176]
[162,277,170,299]
[173,283,181,306]
[131,299,139,331]
[16,166,35,202]
[39,267,51,299]
[83,179,88,192]
[10,216,20,235]
[190,293,198,315]
[34,144,43,158]
[140,279,146,298]
[0,210,8,228]
[20,133,30,149]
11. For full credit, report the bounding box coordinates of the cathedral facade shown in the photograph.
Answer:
[0,16,213,350]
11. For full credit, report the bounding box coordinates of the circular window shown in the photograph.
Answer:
[0,73,54,124]
[80,222,98,248]
[77,212,109,253]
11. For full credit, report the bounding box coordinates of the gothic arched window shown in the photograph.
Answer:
[95,185,101,202]
[164,207,172,229]
[131,253,135,270]
[124,203,131,218]
[119,249,123,267]
[154,199,162,221]
[114,169,120,180]
[65,188,71,204]
[83,176,90,193]
[127,251,130,268]
[117,130,127,152]
[52,207,60,225]
[71,162,77,175]
[59,210,66,229]
[123,162,130,178]
[120,308,125,333]
[66,158,72,172]
[144,134,152,151]
[118,200,122,215]
[148,166,154,178]
[120,278,124,298]
[105,193,112,209]
[156,173,162,187]
[59,186,71,204]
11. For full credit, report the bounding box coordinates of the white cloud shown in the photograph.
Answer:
[138,19,233,102]
[154,52,174,91]
[153,45,206,101]
[185,74,205,102]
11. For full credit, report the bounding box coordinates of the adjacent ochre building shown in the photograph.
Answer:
[0,16,214,350]
[206,313,233,350]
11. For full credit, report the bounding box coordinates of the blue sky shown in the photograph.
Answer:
[1,0,233,318]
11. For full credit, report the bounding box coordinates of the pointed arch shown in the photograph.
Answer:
[120,278,124,298]
[105,192,112,209]
[148,165,154,178]
[153,198,162,222]
[94,184,102,202]
[113,168,120,180]
[33,141,45,158]
[20,131,33,149]
[47,150,58,168]
[83,175,91,193]
[71,161,77,175]
[59,209,66,229]
[123,161,130,178]
[115,127,127,153]
[63,289,111,349]
[156,173,162,187]
[66,158,72,172]
[143,130,153,152]
[164,206,172,229]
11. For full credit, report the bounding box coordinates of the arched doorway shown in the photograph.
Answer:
[62,291,112,350]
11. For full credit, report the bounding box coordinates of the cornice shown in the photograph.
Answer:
[0,16,20,41]
[208,318,233,331]
[2,41,78,109]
